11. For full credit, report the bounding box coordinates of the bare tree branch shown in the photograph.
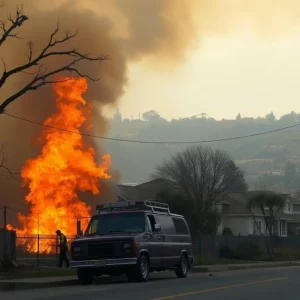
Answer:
[1,57,6,72]
[0,6,109,114]
[0,6,28,46]
[27,40,34,63]
[0,144,19,180]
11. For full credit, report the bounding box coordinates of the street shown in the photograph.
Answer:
[0,266,298,300]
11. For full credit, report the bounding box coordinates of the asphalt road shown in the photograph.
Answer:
[1,266,298,300]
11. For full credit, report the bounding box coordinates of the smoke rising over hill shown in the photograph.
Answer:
[0,0,200,214]
[1,0,300,216]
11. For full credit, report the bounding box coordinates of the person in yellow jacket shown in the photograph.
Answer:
[56,230,70,268]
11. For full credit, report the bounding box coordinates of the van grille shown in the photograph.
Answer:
[88,243,114,259]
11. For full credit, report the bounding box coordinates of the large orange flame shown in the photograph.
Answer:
[10,77,111,253]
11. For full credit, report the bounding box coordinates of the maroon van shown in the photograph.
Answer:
[70,200,194,285]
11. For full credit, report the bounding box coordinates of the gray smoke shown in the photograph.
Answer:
[0,0,199,216]
[1,0,300,218]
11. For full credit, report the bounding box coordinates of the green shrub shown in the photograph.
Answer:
[219,245,236,259]
[235,242,262,260]
[273,247,300,261]
[220,242,262,260]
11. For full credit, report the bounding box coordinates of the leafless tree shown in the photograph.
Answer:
[156,145,247,232]
[0,4,108,114]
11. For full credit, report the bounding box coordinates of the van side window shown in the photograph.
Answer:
[147,215,156,232]
[156,215,176,234]
[172,217,189,235]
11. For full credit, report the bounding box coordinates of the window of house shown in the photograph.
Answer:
[285,202,292,213]
[294,204,300,213]
[254,220,262,235]
[280,220,287,236]
[216,204,223,213]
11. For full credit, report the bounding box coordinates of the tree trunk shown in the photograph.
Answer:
[266,227,274,260]
[264,235,271,259]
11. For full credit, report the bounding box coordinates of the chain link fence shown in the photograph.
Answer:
[16,234,76,267]
[195,234,300,260]
[0,230,16,265]
[14,233,300,266]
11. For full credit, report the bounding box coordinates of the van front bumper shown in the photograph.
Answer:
[70,258,137,268]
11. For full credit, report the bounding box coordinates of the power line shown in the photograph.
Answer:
[3,111,300,145]
[0,206,18,212]
[6,206,19,213]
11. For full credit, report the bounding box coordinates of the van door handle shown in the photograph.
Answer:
[143,233,152,239]
[157,235,161,240]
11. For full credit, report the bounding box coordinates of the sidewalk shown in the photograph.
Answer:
[1,261,300,291]
[0,275,78,291]
[192,260,300,273]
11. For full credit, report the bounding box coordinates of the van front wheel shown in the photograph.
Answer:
[127,254,150,282]
[77,269,93,285]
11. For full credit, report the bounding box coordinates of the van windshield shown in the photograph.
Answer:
[85,212,145,236]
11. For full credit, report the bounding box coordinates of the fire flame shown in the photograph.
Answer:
[10,77,111,253]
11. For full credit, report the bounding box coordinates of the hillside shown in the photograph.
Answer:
[102,110,300,191]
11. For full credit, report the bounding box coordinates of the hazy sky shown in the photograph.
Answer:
[114,26,300,121]
[5,0,300,123]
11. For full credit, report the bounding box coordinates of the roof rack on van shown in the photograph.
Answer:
[144,200,170,213]
[96,200,170,214]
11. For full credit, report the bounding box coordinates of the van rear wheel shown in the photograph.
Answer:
[175,254,188,278]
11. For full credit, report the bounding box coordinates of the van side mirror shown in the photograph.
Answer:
[154,223,161,232]
[77,219,83,236]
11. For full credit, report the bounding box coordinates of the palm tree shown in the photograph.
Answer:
[247,191,284,259]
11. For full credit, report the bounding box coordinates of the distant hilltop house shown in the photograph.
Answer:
[117,179,300,237]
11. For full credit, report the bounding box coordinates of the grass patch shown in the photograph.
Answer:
[195,255,258,266]
[0,267,76,280]
[272,247,300,261]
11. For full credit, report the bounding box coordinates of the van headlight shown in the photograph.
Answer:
[73,246,81,252]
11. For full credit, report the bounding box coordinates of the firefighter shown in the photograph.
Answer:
[56,230,70,268]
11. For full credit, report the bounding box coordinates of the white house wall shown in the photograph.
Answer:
[223,216,265,236]
[248,217,266,235]
[223,217,251,236]
[223,216,287,237]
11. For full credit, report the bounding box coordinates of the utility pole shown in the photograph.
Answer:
[3,205,7,229]
[3,205,7,259]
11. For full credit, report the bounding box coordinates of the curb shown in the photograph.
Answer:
[192,261,300,273]
[0,279,78,291]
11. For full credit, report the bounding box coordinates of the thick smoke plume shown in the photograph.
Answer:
[0,0,199,216]
[1,0,300,218]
